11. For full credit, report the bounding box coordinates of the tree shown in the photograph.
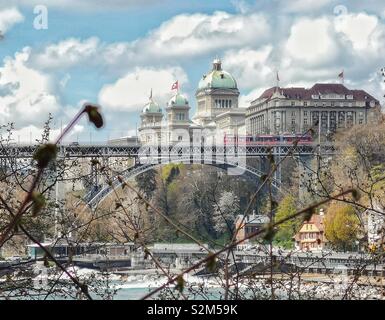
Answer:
[212,191,240,234]
[273,195,300,249]
[135,169,157,199]
[324,203,360,250]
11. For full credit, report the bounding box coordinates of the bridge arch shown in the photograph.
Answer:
[85,156,281,208]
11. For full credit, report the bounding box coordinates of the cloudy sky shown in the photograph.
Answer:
[1,0,385,142]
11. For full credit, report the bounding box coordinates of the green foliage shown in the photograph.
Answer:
[324,203,360,250]
[161,164,181,184]
[135,169,157,199]
[273,195,300,248]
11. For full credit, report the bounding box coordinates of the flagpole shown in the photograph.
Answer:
[338,70,344,84]
[275,71,280,92]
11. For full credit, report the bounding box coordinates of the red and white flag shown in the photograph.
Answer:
[171,80,179,91]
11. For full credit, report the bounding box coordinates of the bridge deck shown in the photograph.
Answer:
[0,143,335,159]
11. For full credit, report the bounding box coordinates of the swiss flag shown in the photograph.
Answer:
[171,80,179,90]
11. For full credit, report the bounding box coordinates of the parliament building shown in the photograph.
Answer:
[135,58,381,145]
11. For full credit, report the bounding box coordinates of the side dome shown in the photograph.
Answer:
[198,59,237,90]
[142,99,162,113]
[168,93,189,107]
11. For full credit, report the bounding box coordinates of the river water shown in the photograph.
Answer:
[2,266,384,300]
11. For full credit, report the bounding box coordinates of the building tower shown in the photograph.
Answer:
[138,91,163,144]
[166,92,191,143]
[194,58,240,127]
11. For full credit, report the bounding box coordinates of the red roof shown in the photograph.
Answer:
[257,83,379,104]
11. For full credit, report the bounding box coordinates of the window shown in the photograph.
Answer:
[178,136,183,141]
[304,102,307,107]
[304,111,308,117]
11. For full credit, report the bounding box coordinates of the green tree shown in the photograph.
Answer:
[324,203,360,251]
[135,169,157,199]
[273,195,300,249]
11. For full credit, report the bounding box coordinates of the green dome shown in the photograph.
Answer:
[142,99,162,113]
[168,93,189,107]
[198,59,237,90]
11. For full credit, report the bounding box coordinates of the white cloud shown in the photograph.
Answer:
[28,11,270,74]
[239,87,266,109]
[223,46,274,90]
[0,7,23,35]
[128,11,270,60]
[0,48,61,127]
[10,124,84,143]
[334,13,378,51]
[30,37,100,70]
[98,66,188,112]
[0,47,90,142]
[285,17,339,66]
[9,125,59,143]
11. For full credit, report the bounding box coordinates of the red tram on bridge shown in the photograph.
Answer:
[224,133,313,146]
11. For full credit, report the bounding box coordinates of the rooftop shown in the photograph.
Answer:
[255,83,379,104]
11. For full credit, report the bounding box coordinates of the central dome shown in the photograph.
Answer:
[198,59,237,90]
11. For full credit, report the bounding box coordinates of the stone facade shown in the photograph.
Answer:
[138,59,246,144]
[246,84,381,136]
